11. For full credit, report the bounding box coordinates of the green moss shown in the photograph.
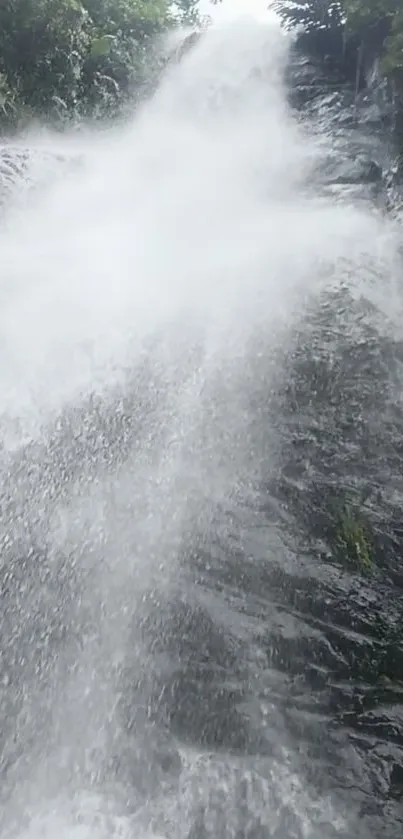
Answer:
[334,502,373,570]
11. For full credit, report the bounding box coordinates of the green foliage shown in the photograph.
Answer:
[383,10,403,77]
[340,1,403,79]
[173,0,200,25]
[90,35,116,58]
[0,0,91,116]
[342,0,394,31]
[0,0,205,130]
[271,1,343,33]
[334,499,373,571]
[273,0,403,81]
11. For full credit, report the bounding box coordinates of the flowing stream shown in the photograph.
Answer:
[0,17,402,839]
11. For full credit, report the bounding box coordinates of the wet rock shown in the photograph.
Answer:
[171,276,403,837]
[0,144,82,211]
[322,94,392,132]
[286,51,349,111]
[174,31,202,63]
[320,153,382,186]
[120,595,258,754]
[106,729,183,797]
[357,99,392,128]
[286,45,400,223]
[322,182,382,207]
[1,40,403,839]
[390,762,403,797]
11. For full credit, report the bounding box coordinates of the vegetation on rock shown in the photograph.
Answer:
[272,0,403,84]
[0,0,209,131]
[334,498,373,571]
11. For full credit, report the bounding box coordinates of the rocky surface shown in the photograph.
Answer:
[224,48,403,835]
[0,143,82,213]
[121,47,403,839]
[1,43,403,839]
[286,49,403,216]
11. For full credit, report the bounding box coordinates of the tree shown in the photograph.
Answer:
[0,0,208,129]
[79,0,172,117]
[271,0,343,32]
[273,0,403,82]
[0,0,91,114]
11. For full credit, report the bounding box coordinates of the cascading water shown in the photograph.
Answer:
[0,14,402,839]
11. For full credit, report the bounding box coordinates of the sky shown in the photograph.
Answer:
[198,0,276,22]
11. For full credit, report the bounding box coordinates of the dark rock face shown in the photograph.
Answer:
[320,153,382,186]
[106,45,403,839]
[295,28,361,86]
[238,46,403,837]
[286,48,403,216]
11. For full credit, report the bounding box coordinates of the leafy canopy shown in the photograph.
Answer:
[0,0,207,128]
[272,0,403,78]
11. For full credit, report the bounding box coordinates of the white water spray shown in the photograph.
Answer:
[0,15,399,839]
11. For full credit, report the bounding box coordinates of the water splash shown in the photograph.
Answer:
[0,17,400,839]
